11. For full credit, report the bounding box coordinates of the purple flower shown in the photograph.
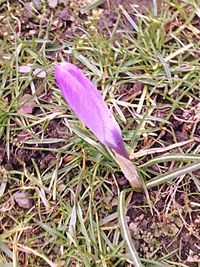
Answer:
[55,62,142,189]
[55,62,129,159]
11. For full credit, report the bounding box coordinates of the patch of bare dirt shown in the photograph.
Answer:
[127,189,200,266]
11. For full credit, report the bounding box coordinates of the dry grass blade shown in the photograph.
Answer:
[115,152,143,190]
[17,244,57,267]
[130,139,195,159]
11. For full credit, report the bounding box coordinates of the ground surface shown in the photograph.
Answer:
[0,0,200,266]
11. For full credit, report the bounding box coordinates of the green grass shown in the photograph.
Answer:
[0,0,200,266]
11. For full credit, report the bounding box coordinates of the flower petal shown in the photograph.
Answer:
[55,62,129,159]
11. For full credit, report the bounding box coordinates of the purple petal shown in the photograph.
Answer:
[55,62,129,159]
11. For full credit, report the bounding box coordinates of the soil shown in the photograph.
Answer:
[127,189,200,264]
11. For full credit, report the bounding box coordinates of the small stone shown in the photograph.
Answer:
[33,68,46,78]
[175,217,183,228]
[129,222,140,235]
[18,65,32,73]
[48,0,58,8]
[18,94,36,115]
[14,191,33,209]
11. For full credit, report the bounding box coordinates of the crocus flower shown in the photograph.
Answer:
[55,62,129,158]
[55,62,142,189]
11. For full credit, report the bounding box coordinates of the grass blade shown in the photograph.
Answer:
[119,191,144,267]
[140,154,200,167]
[146,162,200,188]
